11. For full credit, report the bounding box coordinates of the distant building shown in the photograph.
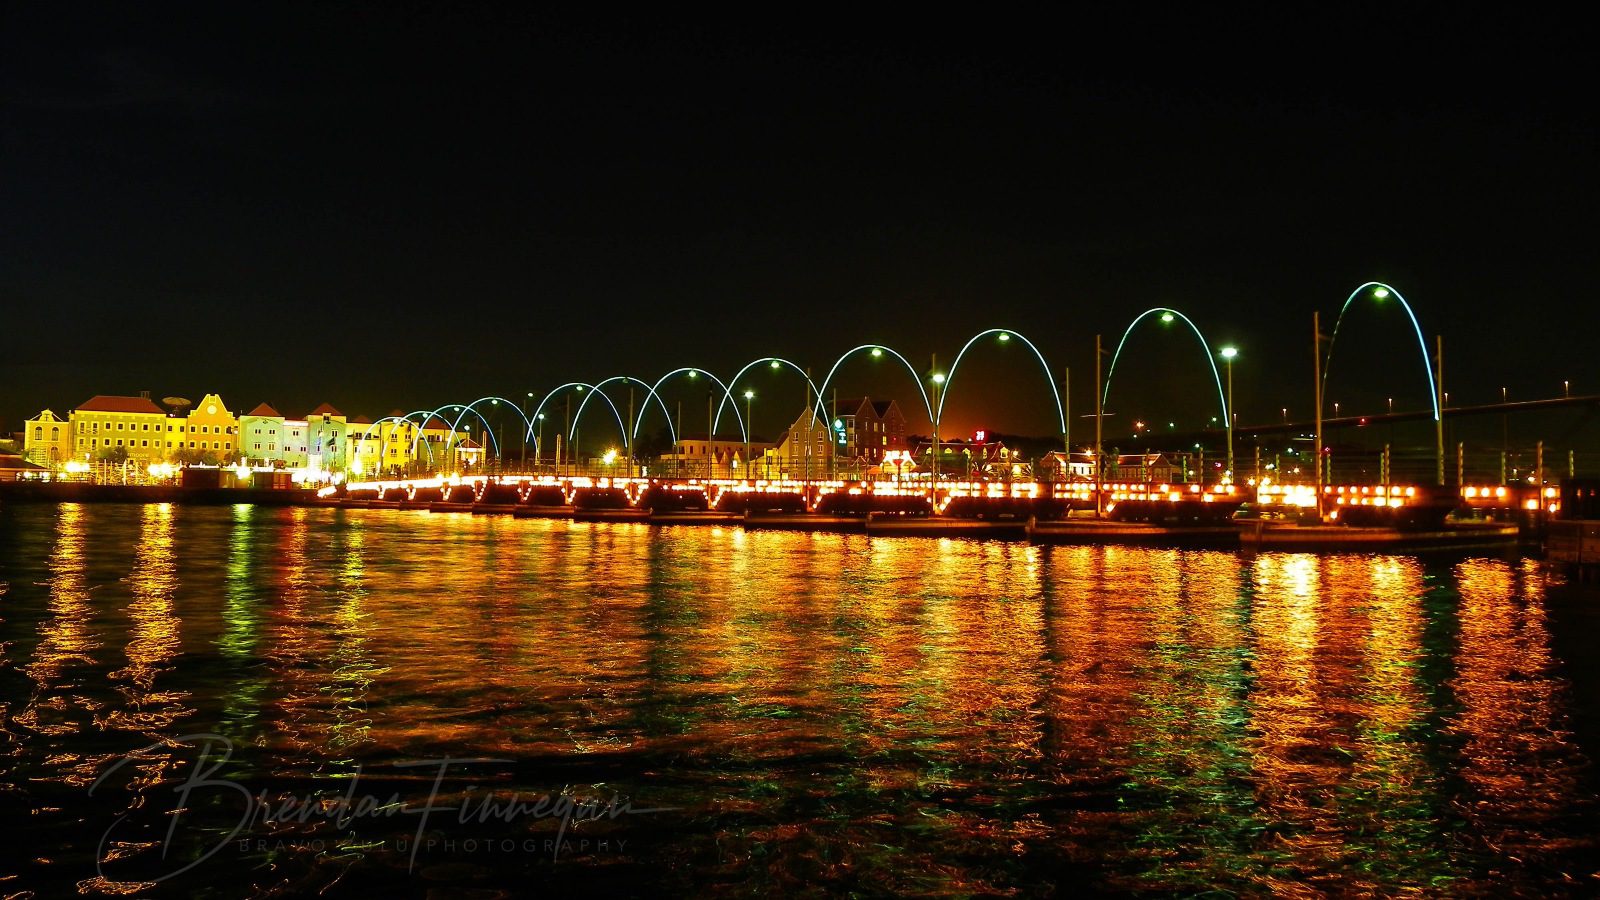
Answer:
[1107,452,1183,483]
[828,397,907,464]
[176,393,239,463]
[69,394,170,463]
[659,432,774,478]
[239,401,349,472]
[241,402,287,466]
[23,409,70,468]
[347,414,384,475]
[304,403,349,473]
[745,406,828,479]
[1037,451,1095,481]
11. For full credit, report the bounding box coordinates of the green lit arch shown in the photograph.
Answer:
[813,344,934,426]
[1101,308,1229,427]
[1322,281,1440,422]
[938,329,1066,437]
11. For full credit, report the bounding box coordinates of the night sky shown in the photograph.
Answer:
[3,7,1595,446]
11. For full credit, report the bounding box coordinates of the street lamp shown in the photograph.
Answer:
[522,392,534,468]
[536,413,546,470]
[743,389,754,481]
[931,371,946,480]
[1219,346,1237,481]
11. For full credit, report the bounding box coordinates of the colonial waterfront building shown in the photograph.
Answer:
[239,401,349,472]
[174,393,239,463]
[22,409,71,467]
[69,394,171,463]
[28,391,470,476]
[303,403,349,473]
[240,403,287,465]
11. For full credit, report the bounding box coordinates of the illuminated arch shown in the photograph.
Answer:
[812,344,934,426]
[712,357,826,435]
[447,396,531,456]
[409,404,500,458]
[1101,308,1229,426]
[1322,281,1439,421]
[571,376,678,446]
[634,367,747,443]
[526,383,629,454]
[938,329,1066,436]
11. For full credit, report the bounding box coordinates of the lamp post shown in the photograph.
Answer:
[743,389,754,482]
[521,392,533,469]
[1220,346,1237,482]
[536,413,546,472]
[930,367,946,481]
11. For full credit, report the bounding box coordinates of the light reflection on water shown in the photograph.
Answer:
[0,503,1596,896]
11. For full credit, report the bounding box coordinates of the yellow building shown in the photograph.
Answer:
[23,409,72,468]
[69,395,171,463]
[171,393,239,463]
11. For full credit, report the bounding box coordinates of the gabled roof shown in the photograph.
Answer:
[308,402,342,417]
[245,402,282,418]
[828,397,876,419]
[420,416,451,430]
[870,399,900,418]
[348,414,373,425]
[76,395,165,415]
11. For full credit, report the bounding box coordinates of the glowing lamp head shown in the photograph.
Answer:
[537,413,545,420]
[574,386,584,392]
[743,390,754,400]
[686,370,697,379]
[1374,287,1390,299]
[1160,312,1175,324]
[769,360,780,369]
[931,373,946,385]
[870,347,883,357]
[997,332,1011,342]
[1220,346,1238,360]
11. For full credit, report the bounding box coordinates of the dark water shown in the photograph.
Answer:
[1,502,1597,896]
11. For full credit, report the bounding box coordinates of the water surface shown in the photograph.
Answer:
[1,503,1595,895]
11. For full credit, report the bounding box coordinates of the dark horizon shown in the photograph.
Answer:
[4,8,1595,443]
